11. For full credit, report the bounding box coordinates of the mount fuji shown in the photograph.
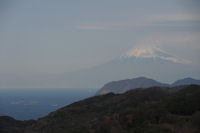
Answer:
[0,46,199,88]
[54,46,199,88]
[122,46,191,64]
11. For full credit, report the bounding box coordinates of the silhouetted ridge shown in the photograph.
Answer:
[96,77,169,95]
[96,77,200,95]
[171,77,200,86]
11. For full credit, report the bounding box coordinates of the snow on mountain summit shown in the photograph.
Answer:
[125,46,170,58]
[122,46,191,64]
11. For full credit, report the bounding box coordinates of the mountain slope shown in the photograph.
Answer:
[171,77,200,86]
[123,46,190,64]
[1,85,200,133]
[1,46,199,88]
[96,77,200,95]
[96,77,169,95]
[0,116,35,133]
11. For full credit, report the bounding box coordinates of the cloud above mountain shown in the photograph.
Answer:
[150,14,200,22]
[76,13,200,31]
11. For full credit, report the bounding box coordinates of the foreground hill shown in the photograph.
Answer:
[0,85,200,133]
[96,77,200,95]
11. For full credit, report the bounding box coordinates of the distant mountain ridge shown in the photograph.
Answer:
[171,77,200,86]
[1,46,199,88]
[96,77,200,95]
[96,77,168,95]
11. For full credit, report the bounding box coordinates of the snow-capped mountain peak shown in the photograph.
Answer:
[125,46,169,58]
[122,46,191,64]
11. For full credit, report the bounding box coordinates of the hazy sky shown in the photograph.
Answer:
[0,0,200,75]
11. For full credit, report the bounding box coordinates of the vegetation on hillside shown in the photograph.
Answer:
[0,85,200,133]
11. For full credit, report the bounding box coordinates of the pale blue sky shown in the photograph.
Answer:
[0,0,200,75]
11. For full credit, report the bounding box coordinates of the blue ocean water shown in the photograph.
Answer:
[0,88,97,120]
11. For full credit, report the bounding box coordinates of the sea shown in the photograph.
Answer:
[0,88,97,120]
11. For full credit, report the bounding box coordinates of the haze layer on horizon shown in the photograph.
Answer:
[0,0,200,88]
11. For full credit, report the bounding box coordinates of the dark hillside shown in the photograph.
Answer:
[1,85,200,133]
